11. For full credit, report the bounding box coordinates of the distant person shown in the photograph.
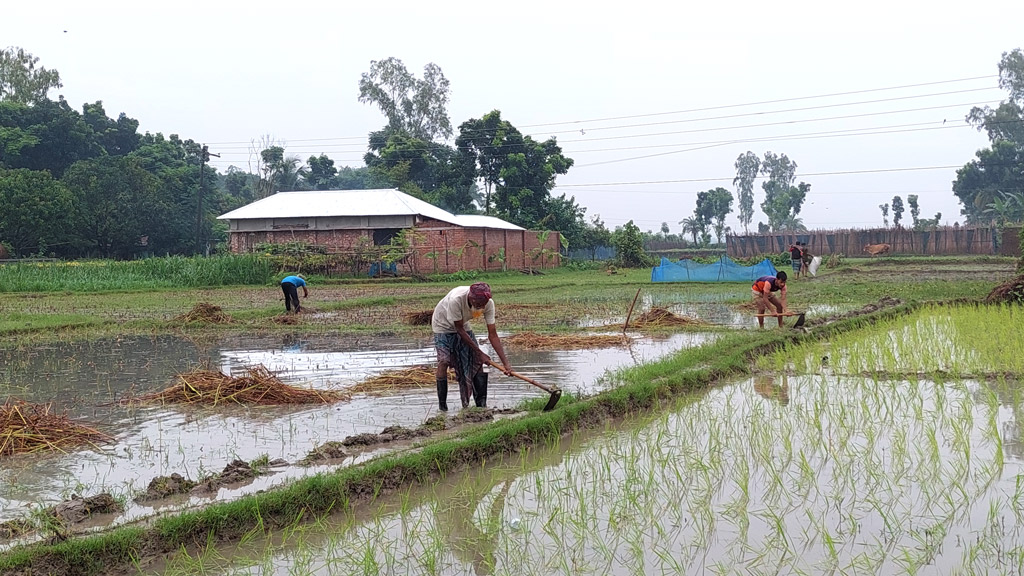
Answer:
[752,271,788,328]
[788,243,803,278]
[431,282,511,411]
[800,243,814,278]
[279,274,308,314]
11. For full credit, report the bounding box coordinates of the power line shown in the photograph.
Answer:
[517,75,997,128]
[560,187,981,196]
[207,108,1006,164]
[556,164,967,188]
[205,99,996,155]
[573,123,976,168]
[538,87,998,136]
[201,75,998,148]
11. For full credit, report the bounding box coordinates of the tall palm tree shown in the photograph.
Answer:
[679,217,700,245]
[778,215,807,232]
[273,156,309,191]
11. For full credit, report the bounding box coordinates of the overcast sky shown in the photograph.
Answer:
[4,0,1023,234]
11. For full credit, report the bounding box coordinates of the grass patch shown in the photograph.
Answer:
[0,255,275,293]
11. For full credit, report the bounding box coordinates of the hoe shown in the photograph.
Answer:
[484,359,562,411]
[754,311,806,328]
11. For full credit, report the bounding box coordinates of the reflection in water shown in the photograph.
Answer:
[175,373,1024,575]
[0,331,715,527]
[753,373,790,406]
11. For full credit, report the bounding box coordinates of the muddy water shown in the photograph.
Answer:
[0,331,716,527]
[171,372,1024,576]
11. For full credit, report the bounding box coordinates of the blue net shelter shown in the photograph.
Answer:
[651,256,778,282]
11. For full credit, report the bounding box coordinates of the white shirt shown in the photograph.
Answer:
[431,286,496,334]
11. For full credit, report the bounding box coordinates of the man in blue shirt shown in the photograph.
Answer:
[280,275,308,314]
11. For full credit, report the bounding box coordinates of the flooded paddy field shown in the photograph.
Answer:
[147,304,1024,576]
[0,330,717,529]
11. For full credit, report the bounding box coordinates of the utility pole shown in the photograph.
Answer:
[196,144,221,255]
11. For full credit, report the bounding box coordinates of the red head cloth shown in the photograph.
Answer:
[469,282,492,301]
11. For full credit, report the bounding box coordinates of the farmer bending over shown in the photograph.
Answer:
[431,282,511,411]
[753,271,788,328]
[280,274,308,314]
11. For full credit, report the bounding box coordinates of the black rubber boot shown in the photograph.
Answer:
[436,378,448,412]
[472,371,488,408]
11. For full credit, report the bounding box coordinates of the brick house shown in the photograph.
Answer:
[218,189,562,274]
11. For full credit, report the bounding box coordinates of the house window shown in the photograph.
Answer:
[373,228,401,246]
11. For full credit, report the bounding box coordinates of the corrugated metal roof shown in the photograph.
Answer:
[218,188,525,231]
[217,189,458,223]
[452,215,524,231]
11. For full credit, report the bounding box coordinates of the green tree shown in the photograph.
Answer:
[581,214,612,260]
[456,111,572,227]
[733,151,760,233]
[130,133,219,255]
[0,168,74,255]
[336,165,375,190]
[539,194,586,253]
[966,48,1024,145]
[879,203,890,227]
[62,156,168,258]
[982,191,1024,225]
[679,216,700,245]
[612,220,650,268]
[0,47,62,105]
[891,195,905,228]
[305,154,338,190]
[953,140,1024,223]
[274,155,307,191]
[759,152,809,231]
[695,187,734,244]
[778,214,807,231]
[956,49,1024,222]
[358,57,452,141]
[0,98,105,176]
[364,126,477,212]
[907,194,921,227]
[81,101,139,156]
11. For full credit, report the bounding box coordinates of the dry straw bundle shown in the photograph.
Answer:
[0,399,111,457]
[404,310,434,325]
[986,274,1024,304]
[505,332,630,349]
[137,365,347,406]
[175,302,233,324]
[631,307,707,327]
[349,366,451,396]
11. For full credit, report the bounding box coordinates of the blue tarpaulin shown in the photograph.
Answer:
[651,256,778,282]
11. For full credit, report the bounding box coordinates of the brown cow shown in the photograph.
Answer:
[863,243,892,256]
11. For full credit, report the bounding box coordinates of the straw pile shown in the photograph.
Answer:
[630,307,707,327]
[272,314,300,325]
[404,310,434,325]
[505,332,630,349]
[1,399,111,457]
[986,274,1024,304]
[349,365,452,396]
[175,302,233,324]
[136,365,347,405]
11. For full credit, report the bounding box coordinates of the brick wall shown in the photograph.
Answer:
[229,221,562,274]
